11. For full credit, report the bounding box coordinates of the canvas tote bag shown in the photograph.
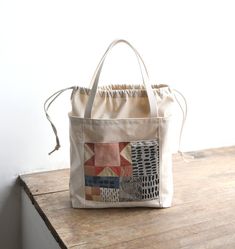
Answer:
[44,39,186,208]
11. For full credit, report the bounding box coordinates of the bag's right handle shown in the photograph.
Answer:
[84,39,158,119]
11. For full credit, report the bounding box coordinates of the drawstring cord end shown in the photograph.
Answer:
[178,150,195,163]
[48,144,61,155]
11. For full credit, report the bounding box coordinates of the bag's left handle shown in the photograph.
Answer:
[44,86,75,155]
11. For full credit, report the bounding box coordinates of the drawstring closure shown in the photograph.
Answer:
[173,89,187,152]
[44,86,189,159]
[44,86,75,155]
[173,89,194,162]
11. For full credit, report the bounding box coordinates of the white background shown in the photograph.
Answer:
[1,0,235,248]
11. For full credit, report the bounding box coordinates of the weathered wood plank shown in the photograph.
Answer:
[20,168,69,195]
[20,146,235,249]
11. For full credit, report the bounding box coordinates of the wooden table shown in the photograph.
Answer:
[20,147,235,249]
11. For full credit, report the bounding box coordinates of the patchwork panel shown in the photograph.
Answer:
[84,140,160,202]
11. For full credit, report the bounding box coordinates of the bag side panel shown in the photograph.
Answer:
[159,118,173,207]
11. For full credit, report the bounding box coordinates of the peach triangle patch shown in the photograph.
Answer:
[97,167,118,177]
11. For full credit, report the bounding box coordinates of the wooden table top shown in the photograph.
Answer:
[20,147,235,249]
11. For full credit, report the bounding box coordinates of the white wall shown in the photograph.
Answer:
[1,1,235,248]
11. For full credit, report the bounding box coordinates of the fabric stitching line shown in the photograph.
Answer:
[82,120,86,208]
[158,119,163,207]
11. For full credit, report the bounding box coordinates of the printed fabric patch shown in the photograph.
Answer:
[84,140,160,202]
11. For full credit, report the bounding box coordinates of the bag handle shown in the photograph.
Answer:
[88,40,147,88]
[84,39,158,119]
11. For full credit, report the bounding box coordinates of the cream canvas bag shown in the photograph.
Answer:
[44,39,186,208]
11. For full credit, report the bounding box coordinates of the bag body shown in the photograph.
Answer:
[69,84,174,208]
[45,39,184,208]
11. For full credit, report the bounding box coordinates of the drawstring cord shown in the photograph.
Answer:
[44,86,75,155]
[173,89,194,162]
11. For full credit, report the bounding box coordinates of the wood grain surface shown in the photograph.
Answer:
[20,147,235,249]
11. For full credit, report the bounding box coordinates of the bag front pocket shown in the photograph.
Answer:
[84,139,160,202]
